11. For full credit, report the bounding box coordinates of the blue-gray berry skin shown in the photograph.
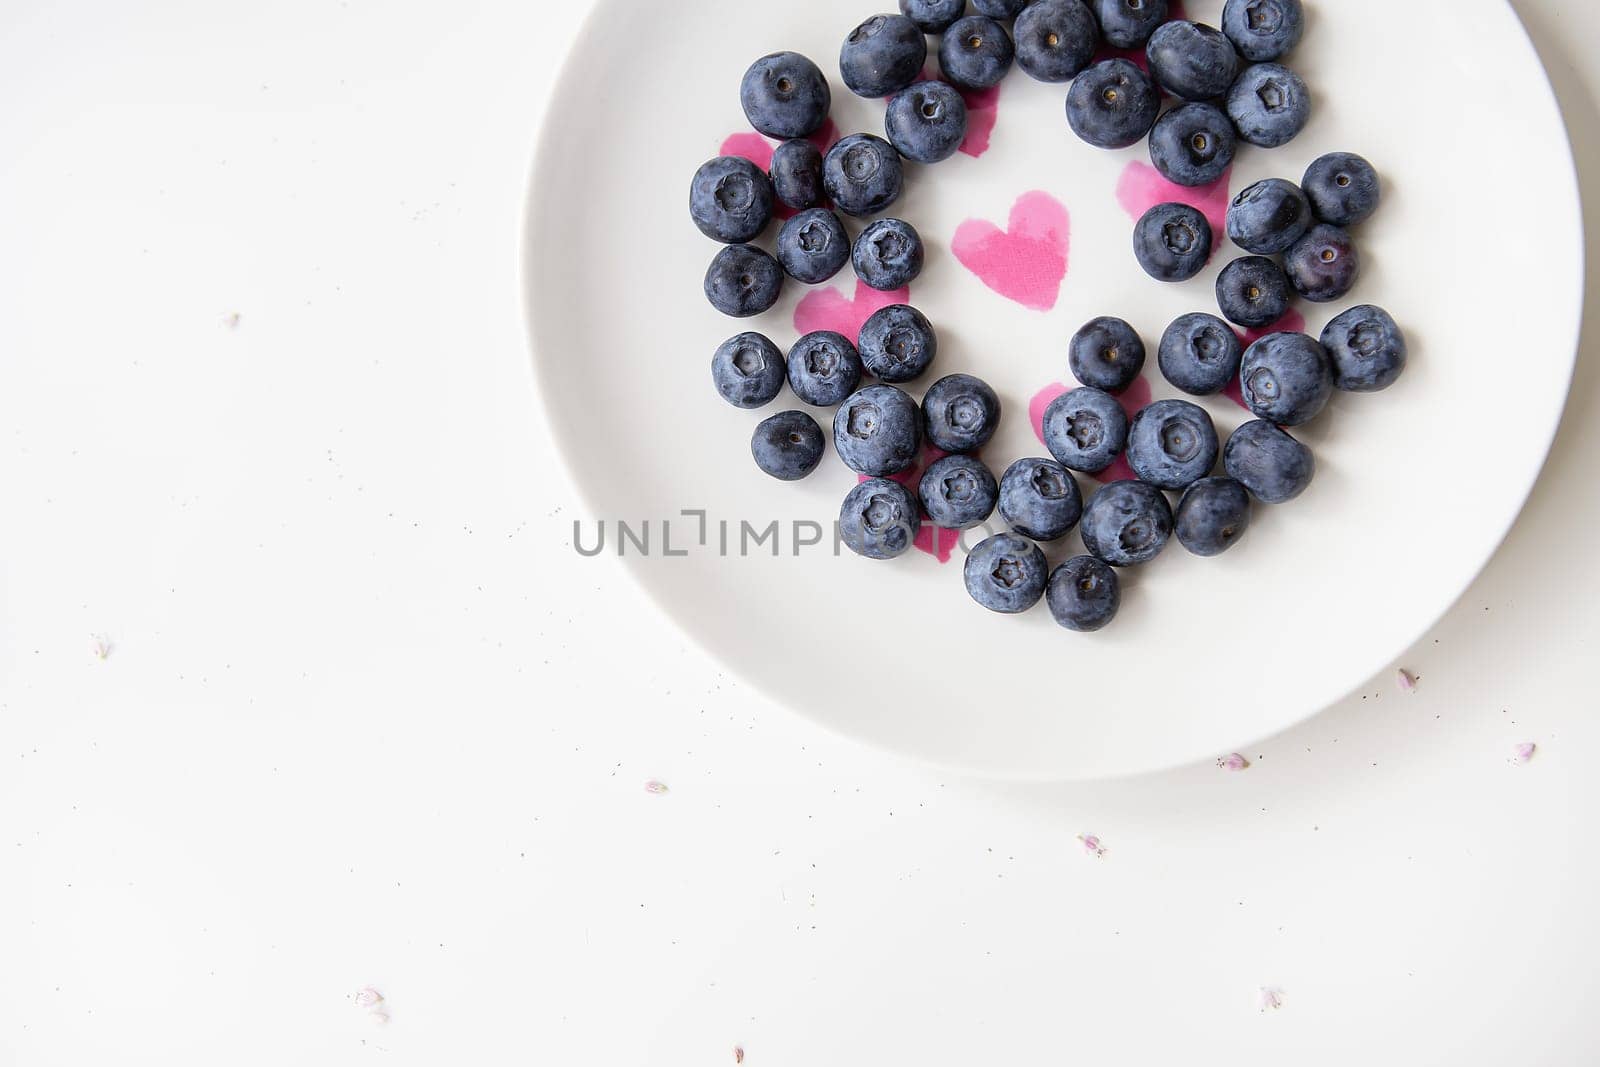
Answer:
[1126,399,1219,490]
[690,157,774,244]
[787,331,864,407]
[1133,202,1213,282]
[1240,332,1332,426]
[885,81,969,163]
[704,245,783,318]
[712,332,786,409]
[973,0,1032,16]
[901,0,966,34]
[834,384,922,476]
[740,52,832,139]
[840,14,928,98]
[1285,223,1360,303]
[1221,0,1304,62]
[1226,62,1310,147]
[1066,58,1160,149]
[1080,481,1174,567]
[998,458,1083,540]
[1070,316,1146,394]
[858,304,938,383]
[1216,255,1291,328]
[1159,313,1243,396]
[752,411,826,481]
[770,139,824,211]
[1175,476,1252,556]
[1047,555,1121,631]
[1015,0,1100,83]
[919,454,1000,530]
[941,16,1015,91]
[1226,177,1312,255]
[923,373,1002,453]
[853,218,925,291]
[1146,21,1239,101]
[1042,387,1129,474]
[1092,0,1169,49]
[822,134,905,217]
[1224,420,1313,503]
[1303,152,1381,227]
[1148,102,1236,187]
[776,209,850,284]
[1322,305,1407,392]
[840,478,921,559]
[964,533,1049,614]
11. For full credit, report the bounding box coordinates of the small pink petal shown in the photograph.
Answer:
[1396,669,1417,692]
[368,1009,390,1026]
[1514,742,1537,764]
[644,780,669,795]
[1077,833,1106,858]
[1259,987,1284,1012]
[90,635,112,661]
[733,1047,745,1064]
[1218,753,1250,772]
[354,986,384,1009]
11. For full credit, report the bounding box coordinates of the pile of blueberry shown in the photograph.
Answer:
[690,0,1408,632]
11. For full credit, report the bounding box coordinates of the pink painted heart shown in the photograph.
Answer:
[1030,376,1153,485]
[912,70,1001,158]
[952,190,1070,311]
[858,444,961,564]
[1224,309,1308,411]
[1116,161,1232,248]
[794,280,911,339]
[1091,0,1188,70]
[719,120,841,219]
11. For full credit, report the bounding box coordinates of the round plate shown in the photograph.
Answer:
[525,0,1581,780]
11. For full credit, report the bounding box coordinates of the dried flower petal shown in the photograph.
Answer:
[1077,833,1106,858]
[1396,669,1417,692]
[368,1010,390,1026]
[644,780,669,795]
[354,986,384,1009]
[224,312,241,329]
[1514,742,1537,764]
[1218,753,1250,772]
[733,1047,745,1064]
[1259,987,1284,1012]
[91,635,112,661]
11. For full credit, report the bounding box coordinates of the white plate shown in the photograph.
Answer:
[525,0,1581,780]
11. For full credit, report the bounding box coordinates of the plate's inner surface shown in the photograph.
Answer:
[528,0,1581,778]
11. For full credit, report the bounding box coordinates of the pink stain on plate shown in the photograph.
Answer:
[857,444,961,564]
[1116,161,1233,248]
[1092,0,1187,69]
[1223,309,1308,411]
[719,120,841,219]
[959,84,1001,158]
[794,280,911,339]
[952,190,1070,311]
[1028,376,1153,484]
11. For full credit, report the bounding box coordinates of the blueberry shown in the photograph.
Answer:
[1148,102,1235,187]
[1224,419,1313,503]
[1080,480,1174,567]
[900,0,967,34]
[1174,476,1252,555]
[853,218,925,290]
[885,81,970,163]
[1132,202,1213,282]
[840,14,928,98]
[1221,0,1304,62]
[704,244,784,318]
[1042,387,1129,474]
[964,533,1049,614]
[1215,255,1291,328]
[1321,304,1407,392]
[822,134,905,217]
[1046,555,1121,631]
[689,156,774,244]
[787,331,864,407]
[1146,21,1239,101]
[712,332,786,408]
[834,384,922,476]
[1066,58,1160,148]
[1225,177,1312,255]
[940,16,1015,91]
[998,458,1083,540]
[973,0,1032,16]
[1069,316,1146,394]
[1226,62,1310,147]
[752,411,826,481]
[1126,399,1219,490]
[1158,312,1243,395]
[776,209,851,284]
[858,304,938,383]
[840,478,922,560]
[740,52,831,139]
[1091,0,1169,49]
[770,139,825,211]
[922,373,1002,453]
[1238,332,1333,426]
[1014,0,1100,84]
[919,454,1000,530]
[1303,152,1381,227]
[1285,223,1360,302]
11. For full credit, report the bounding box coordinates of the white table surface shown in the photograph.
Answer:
[2,2,1597,1063]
